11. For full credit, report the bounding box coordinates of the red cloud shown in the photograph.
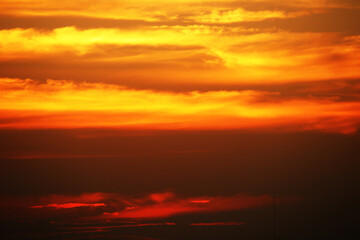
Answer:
[149,192,174,203]
[31,203,106,209]
[18,192,295,223]
[101,193,275,219]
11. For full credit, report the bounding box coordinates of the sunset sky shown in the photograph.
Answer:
[0,0,359,239]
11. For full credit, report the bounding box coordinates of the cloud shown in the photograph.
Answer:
[22,191,277,220]
[0,2,359,135]
[31,203,106,209]
[0,78,359,133]
[0,191,290,224]
[188,8,309,24]
[102,193,274,219]
[0,0,355,21]
[1,27,360,85]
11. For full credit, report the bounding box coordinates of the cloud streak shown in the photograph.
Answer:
[1,26,359,85]
[0,0,333,21]
[0,78,359,133]
[31,203,106,209]
[102,193,274,219]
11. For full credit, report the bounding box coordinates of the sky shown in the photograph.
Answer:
[0,0,359,239]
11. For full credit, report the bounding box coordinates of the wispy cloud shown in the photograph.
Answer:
[31,203,106,209]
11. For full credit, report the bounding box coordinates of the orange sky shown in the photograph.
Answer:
[0,0,359,133]
[1,2,360,239]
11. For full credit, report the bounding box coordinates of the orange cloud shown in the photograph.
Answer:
[0,0,335,21]
[0,78,359,133]
[189,8,309,23]
[1,1,360,135]
[1,27,359,84]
